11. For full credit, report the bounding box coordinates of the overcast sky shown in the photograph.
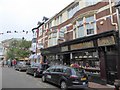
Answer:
[0,0,74,42]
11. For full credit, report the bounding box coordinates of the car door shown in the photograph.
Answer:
[53,66,63,84]
[45,66,56,83]
[31,65,37,75]
[27,65,32,73]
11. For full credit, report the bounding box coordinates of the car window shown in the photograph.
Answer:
[65,68,71,75]
[47,66,55,72]
[55,67,63,73]
[71,68,84,76]
[41,64,49,69]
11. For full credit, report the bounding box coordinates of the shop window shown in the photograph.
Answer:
[72,51,100,73]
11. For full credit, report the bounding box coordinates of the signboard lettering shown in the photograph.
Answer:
[70,41,94,50]
[61,46,68,52]
[97,36,115,46]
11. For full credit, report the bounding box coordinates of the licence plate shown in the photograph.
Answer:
[81,78,86,81]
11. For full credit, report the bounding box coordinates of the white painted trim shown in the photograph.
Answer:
[97,3,115,13]
[96,13,116,21]
[64,29,73,34]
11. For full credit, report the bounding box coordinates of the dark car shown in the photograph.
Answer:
[42,65,88,89]
[26,63,49,77]
[15,61,29,71]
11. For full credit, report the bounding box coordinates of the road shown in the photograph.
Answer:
[2,66,96,90]
[2,67,58,89]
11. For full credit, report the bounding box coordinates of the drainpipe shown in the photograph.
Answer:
[109,0,118,30]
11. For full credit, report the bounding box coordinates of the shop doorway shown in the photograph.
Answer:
[63,54,70,65]
[106,52,118,85]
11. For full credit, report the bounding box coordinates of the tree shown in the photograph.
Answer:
[6,39,31,60]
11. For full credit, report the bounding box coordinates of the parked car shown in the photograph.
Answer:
[42,65,88,89]
[26,63,49,77]
[15,61,29,71]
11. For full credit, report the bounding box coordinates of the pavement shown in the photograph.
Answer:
[89,82,115,90]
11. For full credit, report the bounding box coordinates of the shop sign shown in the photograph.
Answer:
[70,41,94,50]
[61,46,68,52]
[97,36,115,46]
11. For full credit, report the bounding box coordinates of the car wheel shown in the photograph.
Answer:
[42,75,46,82]
[34,72,37,77]
[60,81,67,90]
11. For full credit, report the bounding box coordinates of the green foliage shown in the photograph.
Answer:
[6,39,31,60]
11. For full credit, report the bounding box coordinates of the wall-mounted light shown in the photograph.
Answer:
[100,21,104,25]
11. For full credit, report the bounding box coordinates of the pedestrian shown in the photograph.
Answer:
[14,59,17,67]
[12,60,14,68]
[10,60,12,67]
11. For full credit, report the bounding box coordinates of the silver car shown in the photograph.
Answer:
[15,62,29,71]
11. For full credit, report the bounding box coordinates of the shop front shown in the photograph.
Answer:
[41,30,119,84]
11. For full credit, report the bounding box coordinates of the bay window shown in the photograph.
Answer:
[48,32,57,46]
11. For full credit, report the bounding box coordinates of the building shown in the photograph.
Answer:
[0,43,4,61]
[37,0,119,85]
[29,22,45,64]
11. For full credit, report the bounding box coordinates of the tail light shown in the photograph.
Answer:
[70,75,78,79]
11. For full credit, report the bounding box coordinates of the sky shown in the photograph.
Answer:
[0,0,74,42]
